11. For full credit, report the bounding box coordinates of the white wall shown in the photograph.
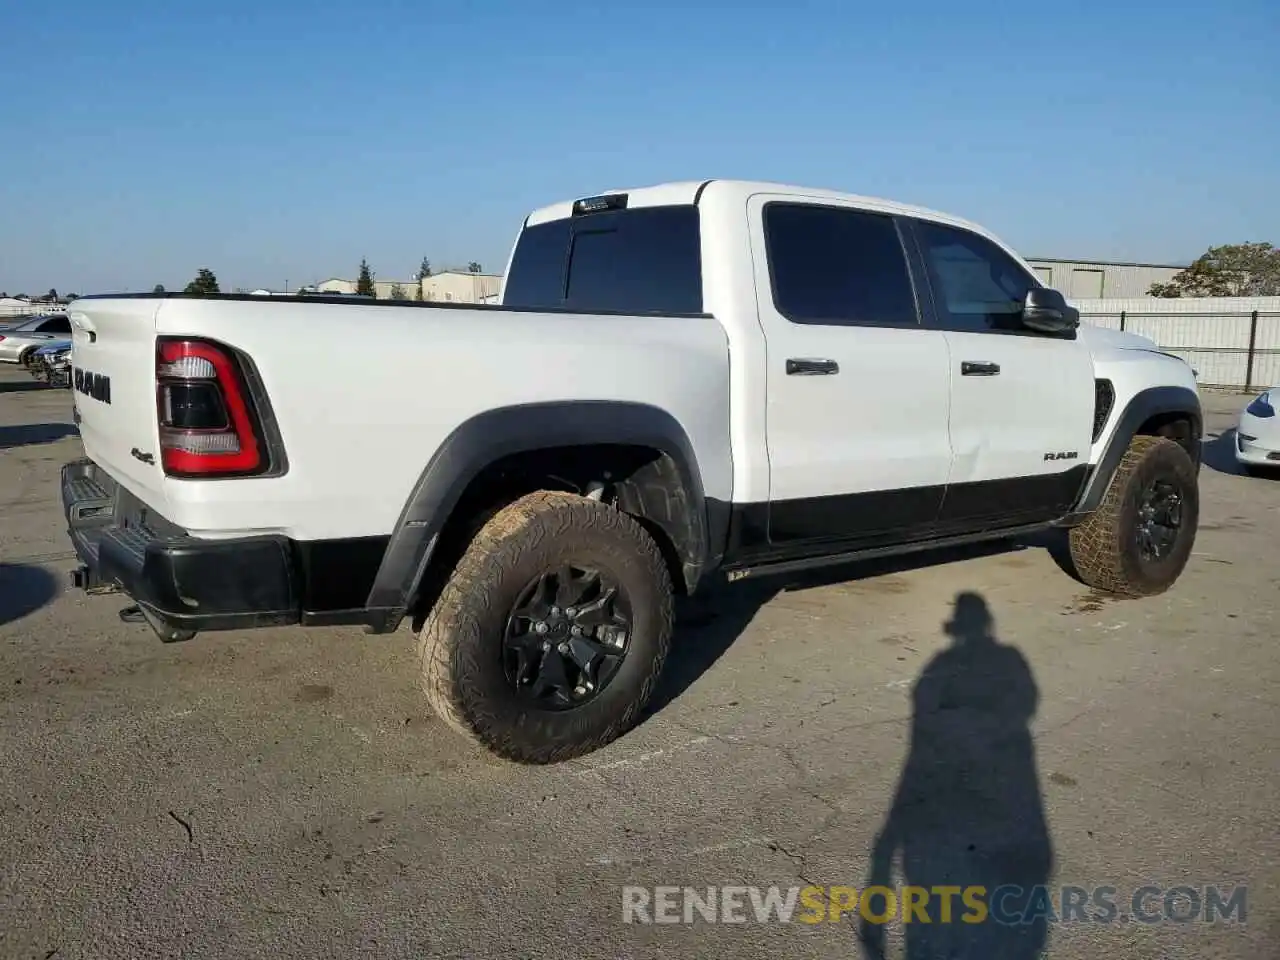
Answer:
[1075,296,1280,389]
[419,272,501,303]
[1026,260,1183,299]
[314,273,501,303]
[0,299,59,318]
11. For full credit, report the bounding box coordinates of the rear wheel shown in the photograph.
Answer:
[1068,435,1199,597]
[417,490,674,764]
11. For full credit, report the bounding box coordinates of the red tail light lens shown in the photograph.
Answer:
[156,339,262,476]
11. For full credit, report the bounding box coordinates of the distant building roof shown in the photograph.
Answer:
[1026,257,1189,269]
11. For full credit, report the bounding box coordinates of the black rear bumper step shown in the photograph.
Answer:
[60,458,380,636]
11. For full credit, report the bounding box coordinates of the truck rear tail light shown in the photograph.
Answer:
[156,338,265,477]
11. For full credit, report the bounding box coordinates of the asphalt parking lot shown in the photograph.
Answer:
[1,364,1277,960]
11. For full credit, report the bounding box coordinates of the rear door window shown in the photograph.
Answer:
[763,203,920,327]
[502,205,703,314]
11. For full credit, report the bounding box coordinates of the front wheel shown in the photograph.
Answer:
[417,490,674,764]
[1067,435,1199,597]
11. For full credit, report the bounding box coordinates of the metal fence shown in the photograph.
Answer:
[1080,310,1280,391]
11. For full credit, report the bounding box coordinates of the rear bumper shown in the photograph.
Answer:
[62,458,301,633]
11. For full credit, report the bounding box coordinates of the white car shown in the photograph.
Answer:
[1236,386,1280,475]
[0,313,73,364]
[60,179,1203,764]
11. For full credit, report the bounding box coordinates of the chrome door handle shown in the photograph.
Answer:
[786,358,840,376]
[961,361,1000,376]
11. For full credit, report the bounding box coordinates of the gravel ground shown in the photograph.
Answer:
[1,365,1276,959]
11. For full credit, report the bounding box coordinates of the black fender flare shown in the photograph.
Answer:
[363,400,712,633]
[1061,385,1202,523]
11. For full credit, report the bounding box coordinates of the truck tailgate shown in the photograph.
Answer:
[68,298,168,510]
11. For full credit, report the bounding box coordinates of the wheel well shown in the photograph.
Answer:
[1136,411,1198,463]
[408,444,697,627]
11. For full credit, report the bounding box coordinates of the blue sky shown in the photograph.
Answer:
[2,0,1277,294]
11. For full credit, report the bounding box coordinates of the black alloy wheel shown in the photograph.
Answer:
[1135,478,1184,562]
[502,564,632,710]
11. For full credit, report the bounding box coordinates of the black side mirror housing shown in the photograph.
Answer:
[1021,287,1080,335]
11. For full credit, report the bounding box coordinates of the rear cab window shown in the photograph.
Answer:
[502,202,703,315]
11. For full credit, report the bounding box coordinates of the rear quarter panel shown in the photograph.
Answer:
[154,299,733,540]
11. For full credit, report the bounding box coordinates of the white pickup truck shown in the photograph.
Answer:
[62,179,1202,764]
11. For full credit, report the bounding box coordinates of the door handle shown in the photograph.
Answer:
[961,361,1000,376]
[786,358,839,376]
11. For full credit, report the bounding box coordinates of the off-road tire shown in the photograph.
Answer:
[1068,435,1199,597]
[417,490,674,764]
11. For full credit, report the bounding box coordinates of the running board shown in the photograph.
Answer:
[722,522,1052,582]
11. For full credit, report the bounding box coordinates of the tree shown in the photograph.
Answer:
[47,288,58,301]
[414,284,424,301]
[1149,242,1280,298]
[416,256,432,300]
[467,261,483,274]
[184,268,220,295]
[153,284,166,294]
[388,282,406,300]
[356,258,376,298]
[66,293,79,301]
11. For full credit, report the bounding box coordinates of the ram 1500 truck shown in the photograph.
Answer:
[61,179,1202,764]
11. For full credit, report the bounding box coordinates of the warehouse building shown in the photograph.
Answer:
[1024,258,1184,300]
[313,270,501,304]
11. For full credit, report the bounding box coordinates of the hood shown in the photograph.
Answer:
[1076,323,1157,352]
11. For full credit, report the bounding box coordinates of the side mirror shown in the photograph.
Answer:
[1021,287,1080,335]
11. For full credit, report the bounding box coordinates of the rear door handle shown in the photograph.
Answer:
[786,358,839,376]
[961,361,1000,376]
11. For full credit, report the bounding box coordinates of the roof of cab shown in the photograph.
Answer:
[521,178,990,237]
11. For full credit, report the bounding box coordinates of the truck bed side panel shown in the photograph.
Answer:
[146,298,732,541]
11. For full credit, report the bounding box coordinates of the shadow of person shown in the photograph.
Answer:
[860,591,1053,960]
